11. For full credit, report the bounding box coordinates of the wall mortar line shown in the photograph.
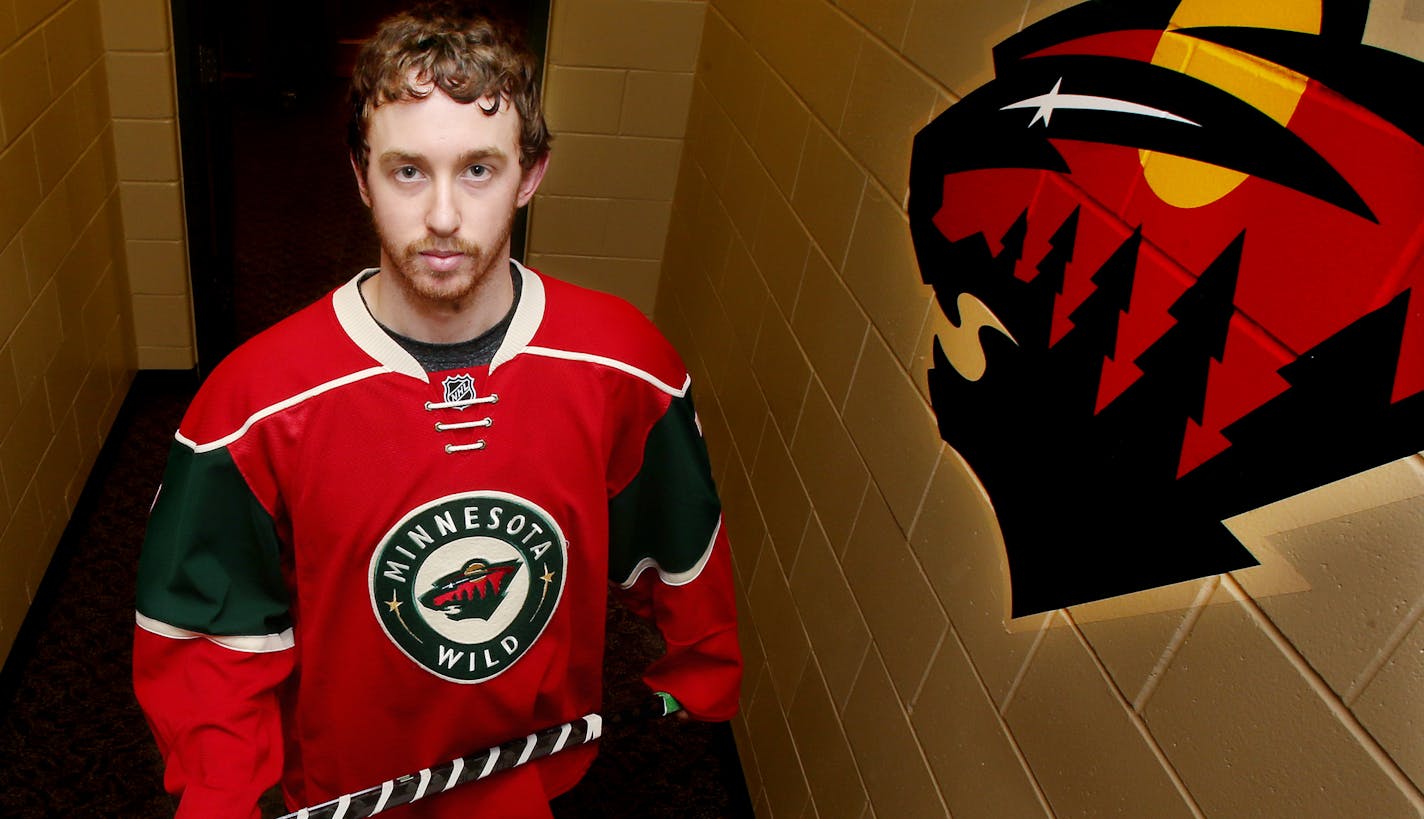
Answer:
[1220,574,1424,811]
[997,609,1053,714]
[1132,575,1220,712]
[1344,588,1424,705]
[944,623,1060,817]
[906,625,947,712]
[1063,611,1208,819]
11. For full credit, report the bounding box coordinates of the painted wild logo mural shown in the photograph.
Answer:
[908,0,1424,616]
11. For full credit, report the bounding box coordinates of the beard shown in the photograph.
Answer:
[378,213,514,309]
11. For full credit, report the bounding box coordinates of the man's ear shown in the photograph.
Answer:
[351,152,372,207]
[516,153,549,208]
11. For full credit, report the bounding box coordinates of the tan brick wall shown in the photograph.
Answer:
[0,0,136,664]
[99,0,193,369]
[655,0,1424,816]
[528,0,707,315]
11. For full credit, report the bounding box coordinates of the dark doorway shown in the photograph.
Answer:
[172,0,550,371]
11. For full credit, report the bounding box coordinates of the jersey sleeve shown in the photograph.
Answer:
[608,388,742,721]
[133,436,295,819]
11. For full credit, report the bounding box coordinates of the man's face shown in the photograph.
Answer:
[354,87,546,307]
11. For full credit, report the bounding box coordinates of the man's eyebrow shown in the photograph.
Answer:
[378,150,424,166]
[456,147,508,165]
[376,147,508,166]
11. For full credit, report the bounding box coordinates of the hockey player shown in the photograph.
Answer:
[131,4,742,817]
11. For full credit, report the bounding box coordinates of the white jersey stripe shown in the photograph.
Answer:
[332,795,351,819]
[521,346,690,398]
[615,516,721,589]
[135,612,294,653]
[413,769,432,801]
[176,366,392,453]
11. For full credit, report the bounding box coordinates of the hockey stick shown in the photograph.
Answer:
[277,692,682,819]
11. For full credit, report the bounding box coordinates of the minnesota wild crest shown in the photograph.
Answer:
[369,491,566,683]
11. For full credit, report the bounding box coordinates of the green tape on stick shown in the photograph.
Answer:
[655,691,682,716]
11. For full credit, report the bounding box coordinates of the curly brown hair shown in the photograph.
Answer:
[347,1,550,173]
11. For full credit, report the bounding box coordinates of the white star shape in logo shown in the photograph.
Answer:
[1000,77,1200,128]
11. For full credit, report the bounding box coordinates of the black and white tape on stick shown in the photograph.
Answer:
[279,693,682,819]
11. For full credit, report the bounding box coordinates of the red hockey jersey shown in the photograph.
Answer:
[133,264,742,818]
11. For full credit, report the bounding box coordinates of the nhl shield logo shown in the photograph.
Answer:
[369,492,567,683]
[442,373,477,407]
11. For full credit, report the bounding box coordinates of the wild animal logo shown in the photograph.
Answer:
[369,492,566,683]
[419,558,523,621]
[908,0,1424,616]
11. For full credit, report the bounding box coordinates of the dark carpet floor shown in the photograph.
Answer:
[0,79,751,819]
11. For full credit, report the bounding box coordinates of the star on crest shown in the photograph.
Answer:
[534,567,557,617]
[386,590,422,643]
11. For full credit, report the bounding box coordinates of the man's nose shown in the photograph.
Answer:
[426,182,460,236]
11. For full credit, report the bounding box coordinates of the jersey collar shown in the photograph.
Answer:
[492,260,545,374]
[332,260,547,381]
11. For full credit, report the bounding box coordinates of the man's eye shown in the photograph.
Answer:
[396,166,422,180]
[466,164,490,179]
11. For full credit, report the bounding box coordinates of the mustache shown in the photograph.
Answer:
[402,236,481,258]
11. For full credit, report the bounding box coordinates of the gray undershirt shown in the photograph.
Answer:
[361,263,523,373]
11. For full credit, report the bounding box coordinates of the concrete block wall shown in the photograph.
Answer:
[528,0,707,315]
[0,0,136,663]
[653,0,1424,816]
[99,0,192,369]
